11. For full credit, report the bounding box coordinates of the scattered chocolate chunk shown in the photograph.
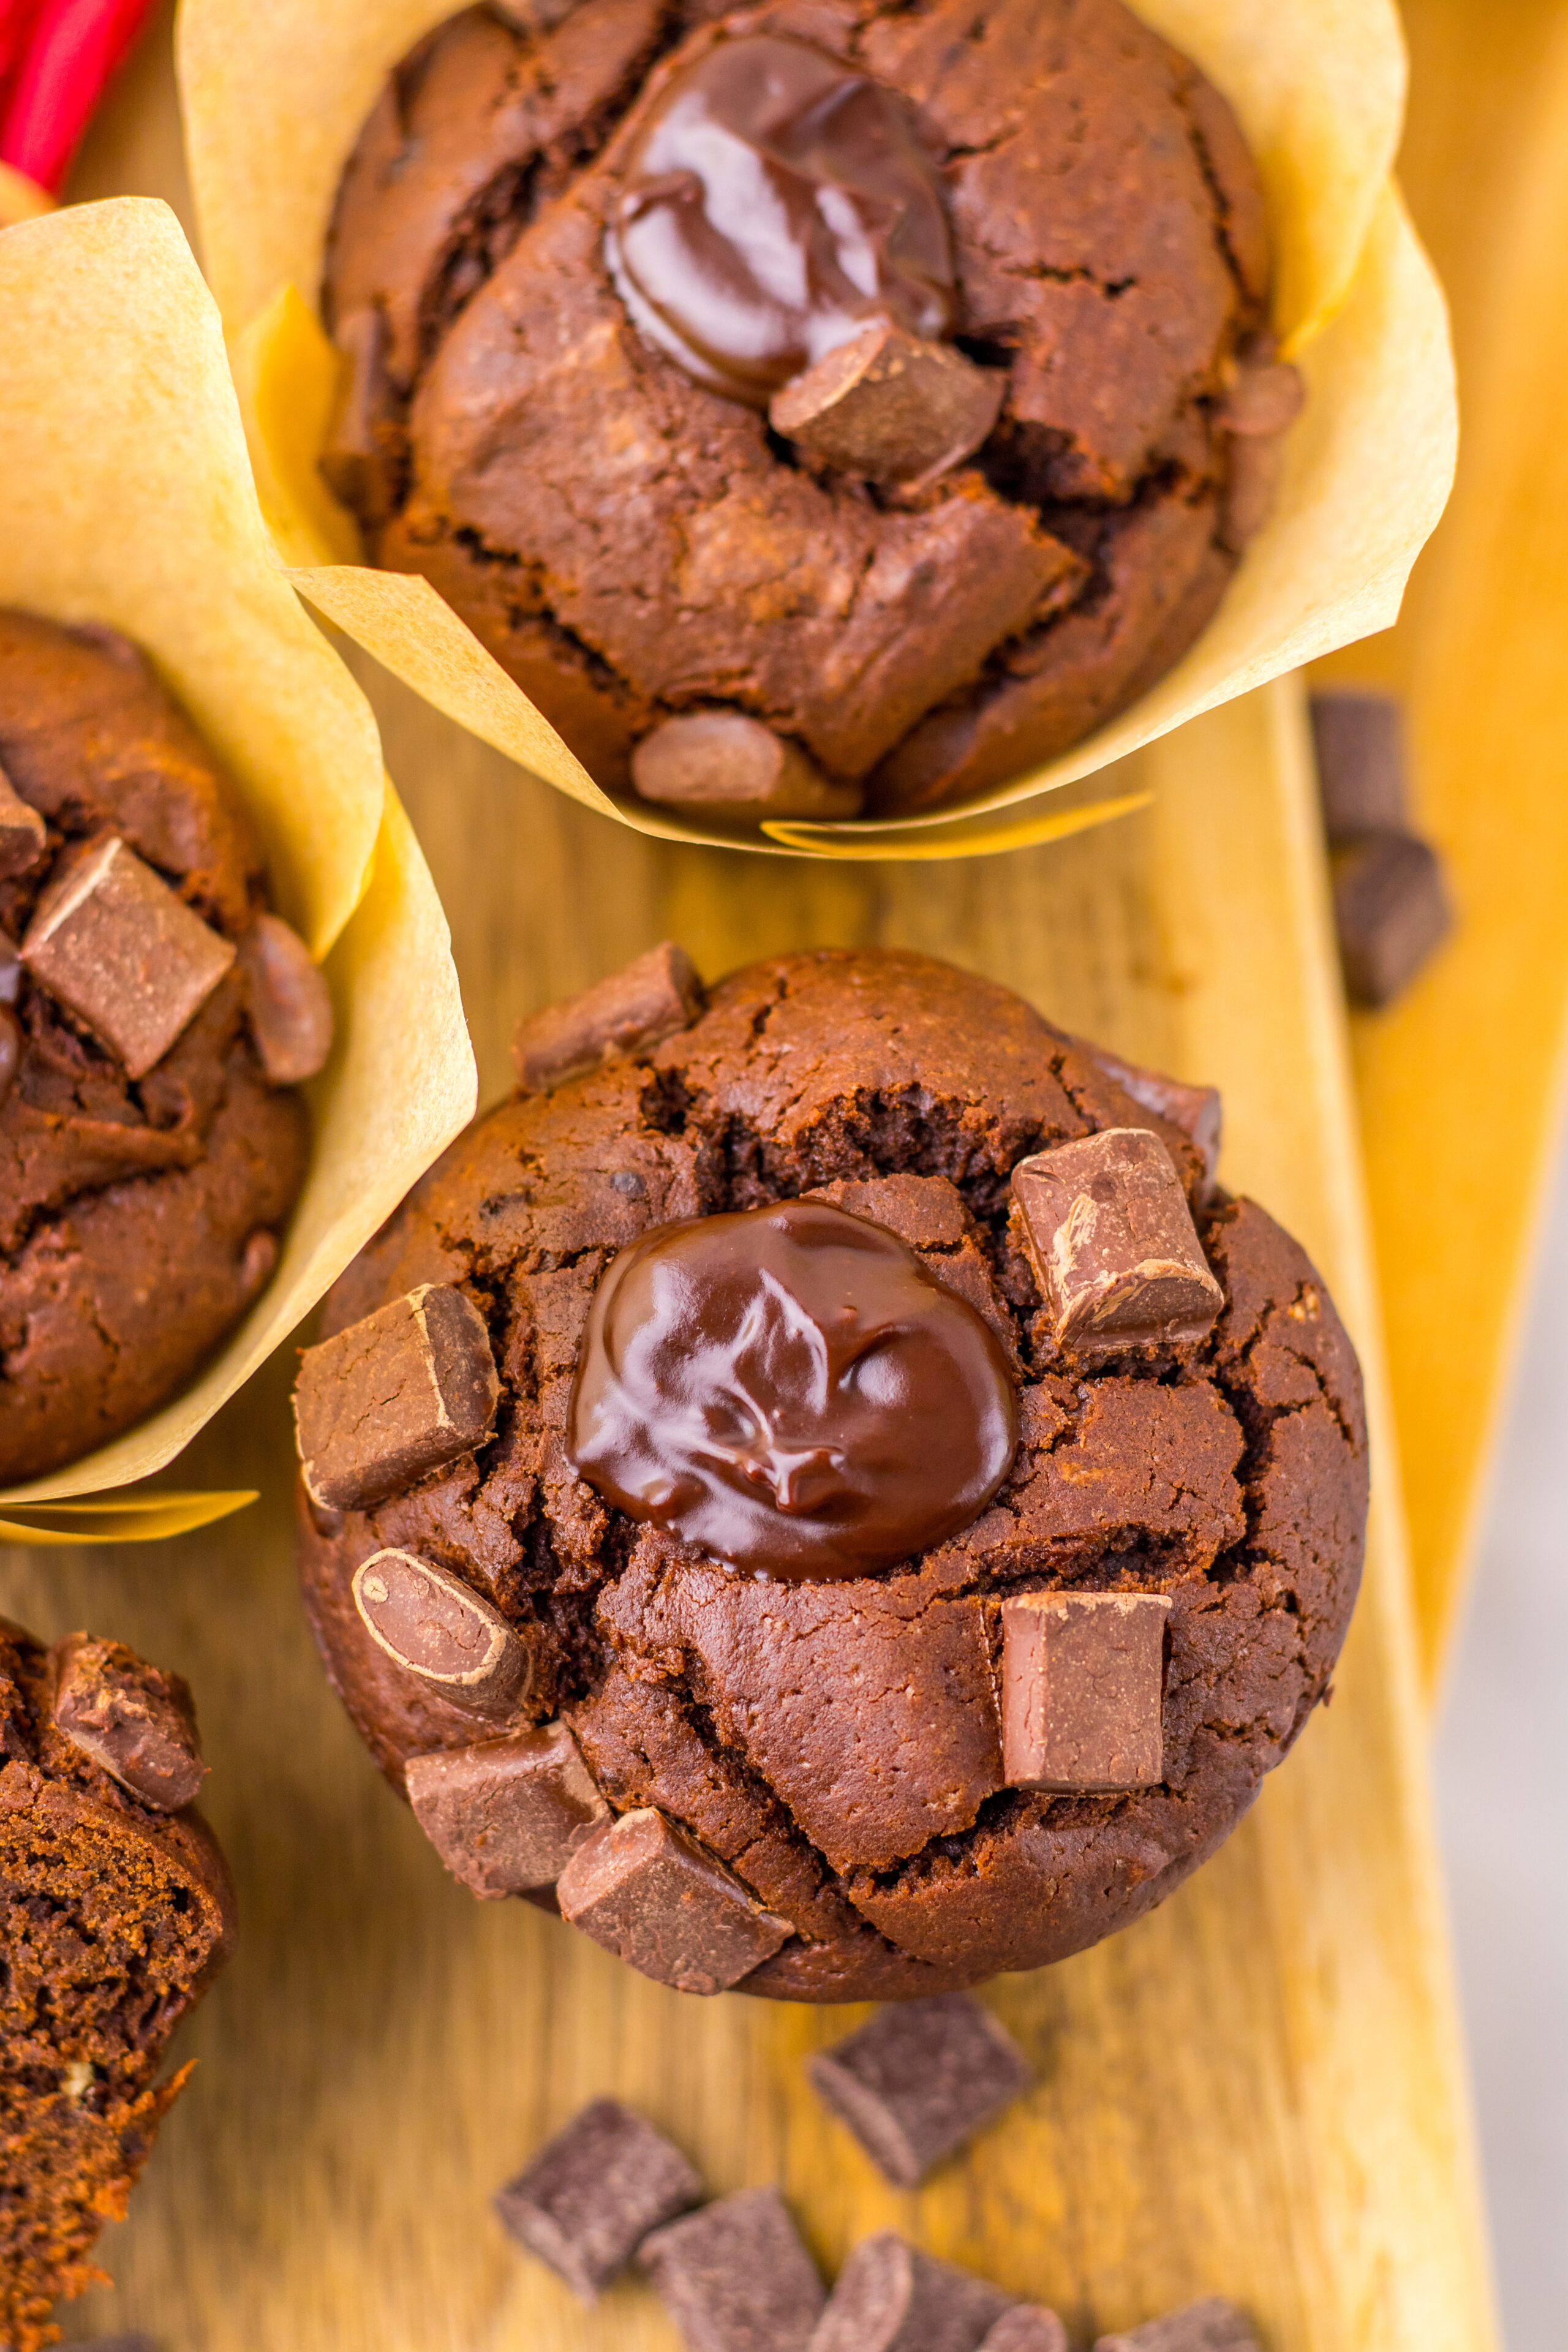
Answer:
[556,1807,791,1994]
[512,941,704,1094]
[48,1632,207,1812]
[1001,1591,1170,1793]
[494,2095,704,2301]
[982,2310,1069,2352]
[807,1993,1030,2187]
[0,761,45,877]
[808,2233,1012,2352]
[1011,1129,1224,1356]
[770,322,1005,488]
[0,1004,18,1107]
[1094,2297,1259,2351]
[1218,430,1287,552]
[1217,346,1304,440]
[294,1283,500,1512]
[238,911,334,1084]
[352,1550,533,1717]
[405,1721,606,1898]
[20,833,235,1079]
[631,713,863,821]
[639,2185,826,2352]
[0,935,20,1003]
[321,304,405,529]
[1091,1049,1223,1192]
[239,1228,280,1294]
[1331,830,1453,1008]
[1309,690,1409,839]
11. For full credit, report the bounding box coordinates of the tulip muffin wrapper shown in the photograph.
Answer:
[0,196,477,1513]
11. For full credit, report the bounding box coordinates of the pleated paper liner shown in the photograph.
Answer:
[0,196,477,1521]
[174,0,1455,857]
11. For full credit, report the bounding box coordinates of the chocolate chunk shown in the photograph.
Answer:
[639,2185,826,2352]
[48,1632,207,1812]
[806,1993,1031,2187]
[1094,2297,1259,2351]
[1331,830,1452,1008]
[512,941,704,1093]
[981,2310,1069,2352]
[1011,1129,1223,1356]
[239,1228,279,1295]
[0,1005,18,1107]
[322,304,405,528]
[631,713,863,820]
[238,911,334,1084]
[494,2095,704,2301]
[294,1283,500,1511]
[1217,429,1287,552]
[1092,1050,1223,1192]
[0,935,20,1003]
[771,322,1004,487]
[1217,348,1304,439]
[1001,1591,1171,1792]
[351,1550,533,1717]
[1308,689,1408,839]
[556,1806,791,1994]
[807,2233,1012,2352]
[20,834,236,1079]
[0,761,46,877]
[405,1721,607,1898]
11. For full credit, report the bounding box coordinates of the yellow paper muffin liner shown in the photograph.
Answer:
[0,197,478,1527]
[176,0,1454,858]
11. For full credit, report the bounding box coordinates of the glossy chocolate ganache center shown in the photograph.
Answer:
[568,1199,1018,1580]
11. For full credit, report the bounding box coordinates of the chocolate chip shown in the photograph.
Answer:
[1309,690,1409,840]
[1216,352,1304,439]
[322,305,405,528]
[808,2233,1012,2352]
[238,912,334,1085]
[512,941,705,1094]
[639,2186,826,2352]
[20,834,235,1079]
[1011,1129,1223,1357]
[1331,830,1452,1007]
[0,1005,19,1108]
[405,1722,607,1898]
[807,1993,1031,2187]
[982,2310,1070,2352]
[0,935,20,1005]
[630,712,863,820]
[48,1633,207,1812]
[556,1806,791,1994]
[609,1168,646,1196]
[295,1284,500,1512]
[494,2097,704,2301]
[0,761,46,878]
[1091,1049,1223,1192]
[1217,429,1286,552]
[239,1229,279,1295]
[352,1551,533,1717]
[771,320,1005,486]
[1093,2297,1259,2351]
[1001,1591,1170,1792]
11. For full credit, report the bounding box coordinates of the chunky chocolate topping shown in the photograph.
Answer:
[607,32,955,408]
[568,1197,1017,1580]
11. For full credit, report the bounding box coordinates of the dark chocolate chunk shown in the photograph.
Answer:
[513,941,704,1093]
[20,833,235,1079]
[1001,1591,1170,1792]
[631,714,862,820]
[1093,2297,1259,2351]
[1011,1130,1223,1356]
[494,2095,704,2301]
[806,1993,1031,2187]
[770,322,1004,486]
[322,304,405,528]
[294,1283,500,1512]
[238,911,335,1084]
[48,1632,207,1812]
[0,1004,18,1107]
[556,1807,791,1994]
[1091,1049,1223,1193]
[807,2233,1012,2352]
[981,2310,1069,2352]
[405,1721,606,1897]
[1309,689,1408,840]
[0,760,46,877]
[352,1550,533,1717]
[639,2185,826,2352]
[1330,830,1452,1008]
[569,1199,1017,1581]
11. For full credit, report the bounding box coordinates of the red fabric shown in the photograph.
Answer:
[0,0,50,130]
[0,0,157,192]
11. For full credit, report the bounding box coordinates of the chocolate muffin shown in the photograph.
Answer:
[295,946,1366,2001]
[0,1616,235,2352]
[321,0,1303,822]
[0,611,334,1485]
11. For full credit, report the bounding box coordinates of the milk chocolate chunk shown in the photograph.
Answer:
[808,2234,1012,2352]
[405,1721,606,1898]
[1331,830,1452,1008]
[352,1550,532,1717]
[20,834,236,1079]
[639,2186,826,2352]
[494,2096,704,2301]
[982,2310,1070,2352]
[1094,2297,1259,2351]
[48,1632,207,1812]
[1092,1050,1223,1192]
[1011,1129,1223,1355]
[556,1806,790,1994]
[513,941,704,1093]
[1001,1591,1171,1793]
[322,304,404,528]
[0,761,45,877]
[807,1993,1030,2187]
[772,322,1004,488]
[631,714,862,820]
[239,911,334,1084]
[1309,689,1409,840]
[295,1284,500,1511]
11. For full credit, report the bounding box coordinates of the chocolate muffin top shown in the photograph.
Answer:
[296,948,1366,2002]
[0,611,330,1485]
[322,0,1300,820]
